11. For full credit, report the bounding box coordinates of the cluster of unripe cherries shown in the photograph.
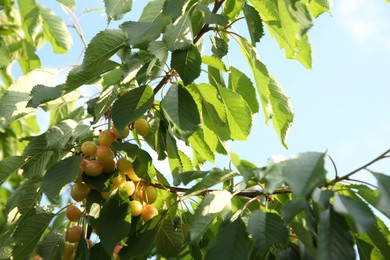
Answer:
[62,118,157,259]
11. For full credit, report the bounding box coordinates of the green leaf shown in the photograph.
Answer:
[13,211,55,260]
[202,56,227,72]
[188,128,215,163]
[91,85,119,124]
[111,142,140,161]
[38,4,72,53]
[0,39,10,69]
[41,156,81,198]
[238,37,271,122]
[281,198,307,222]
[0,156,25,185]
[103,0,133,21]
[318,208,356,260]
[89,243,111,260]
[120,215,162,259]
[161,84,200,139]
[37,231,63,260]
[75,236,91,259]
[163,11,193,51]
[333,193,375,233]
[18,40,41,74]
[82,171,116,192]
[66,61,119,92]
[56,0,76,11]
[46,119,77,150]
[92,189,131,254]
[17,0,41,41]
[197,4,229,26]
[223,0,244,20]
[282,152,327,197]
[184,169,237,198]
[220,87,252,140]
[190,190,232,241]
[307,0,332,18]
[133,149,156,182]
[374,173,390,219]
[210,36,228,58]
[163,0,187,21]
[112,85,154,135]
[27,84,64,108]
[178,171,209,185]
[6,178,41,215]
[155,216,185,257]
[139,0,166,22]
[228,66,259,113]
[367,217,390,259]
[65,30,127,91]
[247,210,288,255]
[205,218,251,260]
[0,68,59,130]
[121,21,162,48]
[268,76,294,148]
[250,0,313,68]
[171,45,201,85]
[243,3,264,45]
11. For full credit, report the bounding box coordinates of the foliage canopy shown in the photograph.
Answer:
[0,0,389,259]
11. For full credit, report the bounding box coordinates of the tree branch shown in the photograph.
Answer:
[326,148,390,186]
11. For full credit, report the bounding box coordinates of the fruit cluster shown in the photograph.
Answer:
[63,119,156,258]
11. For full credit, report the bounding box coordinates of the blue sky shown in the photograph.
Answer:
[34,0,390,184]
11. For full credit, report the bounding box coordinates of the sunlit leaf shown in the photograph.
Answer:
[27,84,64,108]
[190,191,232,241]
[38,4,72,53]
[17,0,41,41]
[163,11,193,51]
[121,21,162,48]
[243,3,264,45]
[65,30,126,91]
[0,68,60,130]
[104,0,133,21]
[228,66,259,113]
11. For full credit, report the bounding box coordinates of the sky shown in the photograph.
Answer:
[32,0,390,185]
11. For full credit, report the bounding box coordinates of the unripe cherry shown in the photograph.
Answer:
[71,182,91,202]
[96,145,114,162]
[130,200,143,216]
[143,185,157,204]
[134,118,150,137]
[66,205,82,222]
[65,226,83,243]
[81,141,97,156]
[141,204,158,222]
[123,181,135,196]
[84,160,104,177]
[99,130,116,146]
[112,125,129,139]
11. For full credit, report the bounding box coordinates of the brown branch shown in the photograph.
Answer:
[193,0,226,45]
[151,182,292,198]
[153,69,176,95]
